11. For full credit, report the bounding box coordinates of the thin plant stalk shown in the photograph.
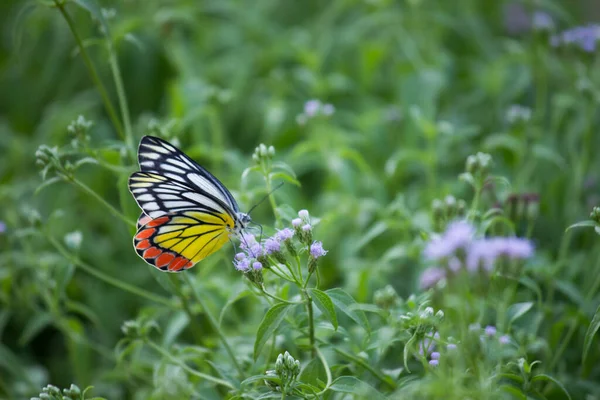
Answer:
[48,235,173,307]
[53,0,126,142]
[68,177,135,227]
[107,49,135,157]
[145,340,235,390]
[182,272,244,376]
[302,289,316,357]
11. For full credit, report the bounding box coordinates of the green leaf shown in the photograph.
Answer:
[241,374,282,387]
[54,263,75,296]
[219,288,253,328]
[583,304,600,366]
[298,357,326,388]
[518,276,543,305]
[507,302,534,324]
[329,376,386,399]
[72,0,111,38]
[531,374,572,400]
[268,171,301,186]
[310,288,338,330]
[499,385,527,399]
[19,312,54,346]
[326,288,370,332]
[354,221,388,252]
[35,176,62,195]
[565,220,597,232]
[253,302,291,360]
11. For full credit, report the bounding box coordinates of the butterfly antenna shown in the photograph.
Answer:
[247,182,284,216]
[249,221,264,242]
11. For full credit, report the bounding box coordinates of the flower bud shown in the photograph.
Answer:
[264,370,280,391]
[590,206,600,223]
[374,285,400,309]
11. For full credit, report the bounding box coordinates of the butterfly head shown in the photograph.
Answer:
[235,212,252,233]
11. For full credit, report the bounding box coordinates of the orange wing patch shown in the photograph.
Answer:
[133,212,230,272]
[134,213,194,272]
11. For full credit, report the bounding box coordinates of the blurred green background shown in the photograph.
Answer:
[1,0,600,399]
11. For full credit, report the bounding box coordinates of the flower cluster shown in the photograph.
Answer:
[31,383,90,400]
[551,24,600,52]
[421,220,534,289]
[532,11,554,32]
[505,104,531,125]
[296,99,335,125]
[233,209,328,281]
[470,323,512,346]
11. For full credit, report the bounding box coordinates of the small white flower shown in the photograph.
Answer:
[64,231,83,250]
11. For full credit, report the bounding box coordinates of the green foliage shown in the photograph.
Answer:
[1,0,600,399]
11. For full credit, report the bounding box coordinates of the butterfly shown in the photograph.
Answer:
[128,136,251,272]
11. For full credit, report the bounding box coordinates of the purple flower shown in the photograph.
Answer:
[467,237,534,271]
[501,237,534,259]
[0,221,5,234]
[499,335,511,345]
[430,352,440,360]
[424,221,475,260]
[240,233,258,250]
[322,103,335,116]
[235,252,246,261]
[302,224,312,232]
[234,258,250,271]
[466,240,496,272]
[429,359,439,367]
[276,228,294,242]
[448,257,461,272]
[485,325,497,336]
[310,241,328,258]
[532,11,554,31]
[292,218,302,228]
[446,343,457,351]
[304,100,321,117]
[419,333,438,356]
[264,237,281,254]
[252,261,263,270]
[248,243,263,259]
[552,24,600,52]
[504,3,530,35]
[420,267,445,289]
[298,209,309,220]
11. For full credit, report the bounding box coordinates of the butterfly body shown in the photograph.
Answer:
[128,136,248,272]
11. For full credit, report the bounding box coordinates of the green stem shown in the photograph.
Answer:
[264,167,281,226]
[314,347,332,395]
[108,49,135,158]
[54,0,126,141]
[547,256,600,372]
[333,348,397,390]
[145,340,235,390]
[468,183,482,222]
[302,289,316,357]
[69,177,135,227]
[182,273,244,376]
[48,235,173,307]
[261,286,302,305]
[169,276,205,343]
[267,264,297,283]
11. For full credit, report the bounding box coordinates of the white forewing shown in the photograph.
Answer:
[136,136,239,213]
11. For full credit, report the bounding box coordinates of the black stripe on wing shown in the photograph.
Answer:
[136,136,239,213]
[128,171,235,219]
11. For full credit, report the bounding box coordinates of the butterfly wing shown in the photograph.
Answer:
[129,171,235,220]
[135,135,239,213]
[133,211,233,272]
